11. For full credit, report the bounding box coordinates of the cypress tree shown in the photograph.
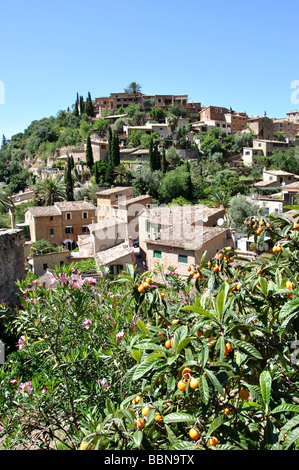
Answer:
[70,155,75,170]
[85,91,93,117]
[74,93,79,117]
[79,95,85,115]
[65,156,74,201]
[149,136,154,171]
[85,135,94,172]
[153,141,161,171]
[161,147,167,174]
[94,162,100,185]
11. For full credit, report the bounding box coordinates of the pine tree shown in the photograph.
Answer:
[1,135,7,152]
[65,157,74,201]
[85,135,94,171]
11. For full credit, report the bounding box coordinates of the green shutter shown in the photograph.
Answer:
[178,254,188,263]
[154,250,162,259]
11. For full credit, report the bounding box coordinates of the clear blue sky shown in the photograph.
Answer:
[0,0,298,139]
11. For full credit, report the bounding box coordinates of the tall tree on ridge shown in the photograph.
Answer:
[85,135,94,172]
[65,157,74,201]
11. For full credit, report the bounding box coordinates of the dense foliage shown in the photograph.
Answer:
[1,212,299,450]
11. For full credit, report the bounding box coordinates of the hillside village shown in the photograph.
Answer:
[1,84,299,300]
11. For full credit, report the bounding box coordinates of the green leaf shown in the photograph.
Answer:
[282,427,299,450]
[271,404,299,414]
[198,375,209,404]
[163,412,195,424]
[259,276,268,296]
[233,339,263,359]
[208,414,225,435]
[279,415,299,441]
[205,369,225,397]
[132,359,162,381]
[136,319,148,335]
[131,349,142,363]
[133,430,143,448]
[259,370,272,411]
[176,337,194,355]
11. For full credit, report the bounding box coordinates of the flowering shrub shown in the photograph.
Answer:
[0,213,299,450]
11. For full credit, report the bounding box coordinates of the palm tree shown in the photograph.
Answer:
[0,187,15,228]
[34,177,66,206]
[206,189,231,223]
[124,82,142,102]
[114,164,128,185]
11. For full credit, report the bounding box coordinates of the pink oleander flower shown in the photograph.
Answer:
[84,277,97,285]
[82,318,92,330]
[116,331,125,339]
[74,279,84,290]
[10,378,17,386]
[19,381,33,394]
[17,335,27,350]
[58,273,68,282]
[99,378,108,389]
[41,387,46,395]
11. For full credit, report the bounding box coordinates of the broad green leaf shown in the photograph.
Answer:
[233,339,263,359]
[163,412,195,424]
[198,375,209,404]
[176,337,194,355]
[136,319,148,335]
[208,414,225,435]
[259,370,272,409]
[133,430,143,447]
[205,369,225,397]
[279,415,299,441]
[282,427,299,450]
[131,349,142,363]
[259,276,268,296]
[271,404,299,414]
[132,359,162,381]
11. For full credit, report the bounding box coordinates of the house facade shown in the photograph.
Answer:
[25,199,97,250]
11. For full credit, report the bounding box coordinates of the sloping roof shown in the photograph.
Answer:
[26,200,96,217]
[95,186,133,196]
[54,201,96,212]
[95,242,134,266]
[146,226,228,251]
[282,181,299,192]
[26,206,61,217]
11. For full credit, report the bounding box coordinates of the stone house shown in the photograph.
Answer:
[247,116,273,140]
[96,186,152,240]
[138,204,227,265]
[254,169,299,191]
[25,199,97,250]
[145,226,230,279]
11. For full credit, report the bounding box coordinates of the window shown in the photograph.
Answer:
[178,254,188,263]
[66,213,71,220]
[82,212,88,219]
[43,263,48,271]
[65,226,73,234]
[50,216,53,221]
[154,250,162,259]
[82,226,89,233]
[50,228,54,237]
[146,220,150,232]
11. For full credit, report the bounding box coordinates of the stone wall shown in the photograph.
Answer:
[0,229,25,306]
